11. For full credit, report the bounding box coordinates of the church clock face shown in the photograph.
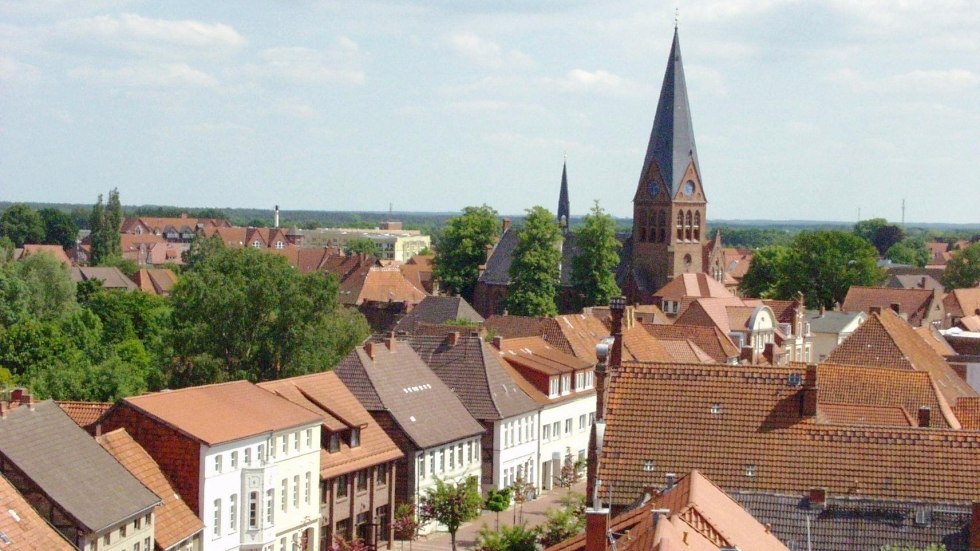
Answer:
[648,180,660,196]
[683,180,695,196]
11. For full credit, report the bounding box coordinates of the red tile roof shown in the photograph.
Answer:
[97,429,204,550]
[825,310,977,405]
[132,268,178,296]
[258,372,404,479]
[0,473,75,550]
[643,324,739,363]
[484,315,574,357]
[597,362,980,509]
[119,381,321,446]
[841,286,938,327]
[57,401,111,431]
[16,244,72,266]
[659,339,715,363]
[652,273,734,302]
[945,288,980,319]
[338,266,427,306]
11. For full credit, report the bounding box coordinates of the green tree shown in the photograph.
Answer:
[0,204,45,247]
[418,476,482,551]
[774,231,884,309]
[885,238,930,268]
[507,206,562,317]
[38,208,79,249]
[168,247,359,386]
[570,201,621,308]
[474,523,538,551]
[182,234,226,271]
[13,252,77,323]
[433,205,500,301]
[106,188,123,236]
[89,194,111,265]
[537,493,586,547]
[393,503,420,541]
[738,246,790,299]
[854,218,905,256]
[943,243,980,290]
[484,487,512,531]
[344,238,381,257]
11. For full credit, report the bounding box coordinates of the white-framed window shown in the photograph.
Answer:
[281,479,288,512]
[449,447,455,470]
[292,476,299,508]
[248,492,259,529]
[504,423,510,448]
[575,371,585,390]
[585,370,594,389]
[265,489,274,525]
[418,454,425,479]
[258,444,265,464]
[213,499,221,538]
[542,424,551,441]
[552,422,560,438]
[579,414,587,430]
[351,428,360,447]
[549,377,559,397]
[275,240,284,249]
[439,448,445,472]
[429,451,435,474]
[294,431,300,451]
[281,435,287,455]
[565,418,572,434]
[244,448,251,466]
[457,444,463,466]
[252,240,262,248]
[305,472,311,504]
[306,428,313,448]
[230,451,238,469]
[561,375,571,395]
[214,455,222,473]
[526,417,533,441]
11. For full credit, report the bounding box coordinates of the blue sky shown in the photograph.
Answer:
[1,0,978,223]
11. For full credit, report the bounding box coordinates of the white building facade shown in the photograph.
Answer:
[412,435,483,534]
[493,411,540,490]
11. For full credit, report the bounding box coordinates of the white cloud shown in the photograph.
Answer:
[683,0,799,22]
[53,13,245,56]
[548,68,644,96]
[482,131,594,152]
[69,62,219,88]
[831,67,980,94]
[245,37,365,85]
[446,31,533,69]
[0,56,41,82]
[685,65,727,96]
[275,101,320,119]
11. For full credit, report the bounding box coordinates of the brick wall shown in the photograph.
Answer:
[100,404,203,514]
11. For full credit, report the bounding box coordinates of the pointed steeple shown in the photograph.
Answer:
[639,28,700,196]
[557,159,570,232]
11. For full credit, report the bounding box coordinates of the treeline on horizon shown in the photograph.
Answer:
[1,201,977,251]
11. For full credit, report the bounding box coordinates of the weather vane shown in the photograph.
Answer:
[674,7,679,28]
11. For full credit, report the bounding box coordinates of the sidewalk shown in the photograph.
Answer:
[400,480,587,551]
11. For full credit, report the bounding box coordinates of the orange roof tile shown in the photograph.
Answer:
[815,403,913,427]
[652,273,734,302]
[825,311,976,404]
[598,362,980,509]
[643,323,739,363]
[841,286,937,327]
[16,244,72,266]
[660,339,715,363]
[485,315,575,357]
[339,266,427,306]
[945,288,980,319]
[120,381,321,446]
[0,473,75,550]
[97,429,203,549]
[953,398,980,430]
[258,372,404,479]
[57,401,111,430]
[914,325,957,356]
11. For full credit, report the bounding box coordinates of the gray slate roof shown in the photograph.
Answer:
[407,334,539,421]
[70,266,138,291]
[733,491,970,551]
[805,309,866,334]
[639,28,700,196]
[477,228,579,287]
[0,401,160,533]
[334,341,485,449]
[393,296,484,334]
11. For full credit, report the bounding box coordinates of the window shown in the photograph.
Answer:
[565,418,572,435]
[685,211,693,241]
[213,499,221,537]
[293,475,299,508]
[677,211,684,240]
[467,441,473,463]
[449,447,455,470]
[439,448,445,472]
[585,370,594,388]
[579,414,587,430]
[244,448,252,466]
[336,474,348,498]
[252,240,262,248]
[306,428,313,448]
[543,424,551,441]
[504,424,510,448]
[121,524,127,538]
[561,375,571,395]
[457,444,463,466]
[135,516,142,530]
[230,451,238,470]
[418,454,425,479]
[350,428,361,447]
[281,435,288,454]
[145,513,151,526]
[356,470,368,492]
[549,377,559,397]
[329,433,340,453]
[281,479,288,511]
[214,455,222,473]
[134,544,139,551]
[518,418,524,444]
[294,431,300,451]
[589,412,595,426]
[377,463,387,484]
[265,489,274,525]
[248,492,259,529]
[228,495,238,532]
[280,537,287,551]
[552,422,560,438]
[746,464,756,477]
[258,444,265,463]
[526,418,532,441]
[144,537,150,551]
[275,240,284,249]
[694,211,701,240]
[104,534,110,546]
[429,451,435,475]
[575,371,585,390]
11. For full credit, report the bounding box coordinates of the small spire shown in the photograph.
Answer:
[674,7,679,29]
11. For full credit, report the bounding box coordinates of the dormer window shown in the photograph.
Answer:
[252,240,262,248]
[560,374,571,395]
[350,428,361,448]
[328,434,340,453]
[275,240,284,249]
[549,377,559,398]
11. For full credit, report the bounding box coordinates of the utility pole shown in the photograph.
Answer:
[901,198,906,229]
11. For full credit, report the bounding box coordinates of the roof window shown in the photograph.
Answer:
[745,464,756,477]
[710,404,722,415]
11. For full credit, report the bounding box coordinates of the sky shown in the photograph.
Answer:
[1,0,979,224]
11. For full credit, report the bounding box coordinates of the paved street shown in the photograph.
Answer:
[396,480,587,551]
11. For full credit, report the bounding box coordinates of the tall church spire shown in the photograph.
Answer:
[557,159,570,232]
[638,27,700,196]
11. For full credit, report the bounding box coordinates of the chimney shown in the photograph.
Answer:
[502,218,512,233]
[920,276,928,288]
[584,508,610,551]
[447,332,460,347]
[819,305,826,317]
[25,394,33,411]
[809,487,827,510]
[918,406,931,428]
[274,205,280,228]
[890,302,901,314]
[95,423,102,437]
[800,365,818,417]
[492,336,503,350]
[10,389,22,403]
[484,244,494,262]
[385,332,396,351]
[364,342,375,360]
[665,472,676,489]
[970,502,980,550]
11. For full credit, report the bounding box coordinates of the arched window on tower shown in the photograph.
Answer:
[657,210,666,243]
[694,211,701,241]
[676,211,684,241]
[685,211,693,241]
[647,212,656,243]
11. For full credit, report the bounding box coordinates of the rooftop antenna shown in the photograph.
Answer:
[901,198,906,228]
[388,202,393,222]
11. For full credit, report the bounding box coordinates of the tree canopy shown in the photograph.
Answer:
[419,475,483,551]
[344,238,381,257]
[570,201,621,308]
[885,238,930,268]
[507,206,562,317]
[943,243,980,290]
[38,208,79,249]
[88,192,122,265]
[433,205,500,301]
[739,231,884,308]
[0,204,45,247]
[168,246,368,386]
[854,218,905,256]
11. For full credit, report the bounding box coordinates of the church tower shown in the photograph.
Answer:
[557,159,570,234]
[627,27,707,300]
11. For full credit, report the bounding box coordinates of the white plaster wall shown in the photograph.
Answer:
[414,436,482,535]
[493,412,540,490]
[537,395,595,491]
